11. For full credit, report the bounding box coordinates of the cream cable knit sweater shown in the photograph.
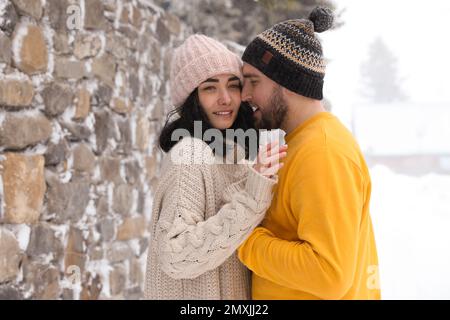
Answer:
[144,137,277,299]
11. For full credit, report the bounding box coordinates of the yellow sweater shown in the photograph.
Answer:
[238,112,381,300]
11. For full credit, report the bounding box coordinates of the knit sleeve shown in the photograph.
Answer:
[156,158,276,280]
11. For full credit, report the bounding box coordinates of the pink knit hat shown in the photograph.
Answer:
[170,34,243,107]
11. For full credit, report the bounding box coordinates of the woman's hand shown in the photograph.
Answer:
[253,140,288,178]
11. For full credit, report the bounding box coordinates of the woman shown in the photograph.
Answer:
[144,34,287,299]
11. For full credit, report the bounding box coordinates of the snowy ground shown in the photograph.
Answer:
[370,165,450,299]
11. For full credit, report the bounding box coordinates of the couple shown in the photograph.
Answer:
[144,7,381,300]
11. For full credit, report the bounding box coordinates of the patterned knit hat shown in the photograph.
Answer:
[170,34,243,107]
[242,7,334,100]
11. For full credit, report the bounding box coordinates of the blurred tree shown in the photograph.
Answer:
[360,37,407,103]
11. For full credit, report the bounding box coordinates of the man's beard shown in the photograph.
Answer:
[254,86,288,130]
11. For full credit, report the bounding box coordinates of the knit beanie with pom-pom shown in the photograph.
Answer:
[242,7,334,100]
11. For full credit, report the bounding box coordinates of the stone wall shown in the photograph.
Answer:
[0,0,185,299]
[158,0,337,45]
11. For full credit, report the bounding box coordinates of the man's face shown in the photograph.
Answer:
[242,63,288,130]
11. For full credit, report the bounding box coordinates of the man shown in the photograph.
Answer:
[238,7,381,300]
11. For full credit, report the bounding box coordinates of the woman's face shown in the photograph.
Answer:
[197,73,242,130]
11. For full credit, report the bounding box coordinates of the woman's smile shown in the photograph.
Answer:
[213,110,234,118]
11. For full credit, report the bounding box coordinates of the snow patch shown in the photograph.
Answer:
[68,32,75,45]
[85,59,92,73]
[0,70,30,81]
[84,79,98,94]
[74,213,90,232]
[106,182,115,216]
[1,107,42,119]
[6,224,31,251]
[85,199,97,217]
[50,120,66,144]
[137,0,163,18]
[119,160,127,184]
[40,252,55,265]
[0,110,6,126]
[11,21,32,66]
[59,170,72,183]
[79,0,86,30]
[128,239,141,256]
[0,1,7,15]
[107,137,118,151]
[113,71,125,98]
[129,108,137,147]
[92,164,101,183]
[90,225,101,243]
[370,165,450,299]
[60,99,77,123]
[0,2,9,30]
[50,224,69,247]
[131,188,139,215]
[94,30,107,57]
[115,0,123,30]
[83,110,96,131]
[143,188,154,222]
[22,142,47,156]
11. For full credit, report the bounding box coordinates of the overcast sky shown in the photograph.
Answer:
[321,0,450,123]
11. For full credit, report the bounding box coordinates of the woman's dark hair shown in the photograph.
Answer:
[159,89,258,159]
